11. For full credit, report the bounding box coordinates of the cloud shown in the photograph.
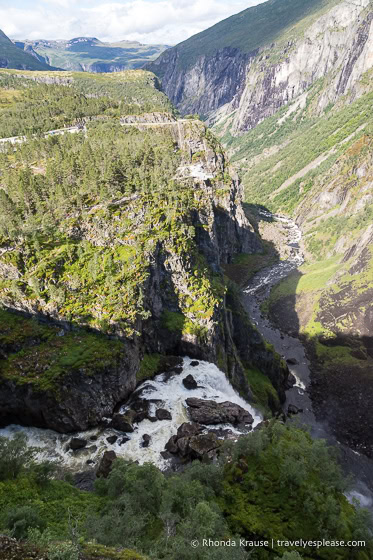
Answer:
[0,0,266,45]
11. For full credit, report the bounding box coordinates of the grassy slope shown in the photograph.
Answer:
[149,0,338,76]
[0,29,54,71]
[224,64,373,450]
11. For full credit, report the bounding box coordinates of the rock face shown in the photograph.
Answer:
[0,339,138,433]
[0,106,289,432]
[149,0,372,132]
[186,398,254,426]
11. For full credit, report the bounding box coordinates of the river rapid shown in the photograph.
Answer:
[0,358,261,473]
[243,210,373,510]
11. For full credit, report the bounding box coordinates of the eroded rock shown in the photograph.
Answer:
[96,450,117,478]
[186,398,254,426]
[182,374,198,390]
[69,437,87,450]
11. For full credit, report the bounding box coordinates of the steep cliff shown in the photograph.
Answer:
[148,0,372,131]
[0,70,289,432]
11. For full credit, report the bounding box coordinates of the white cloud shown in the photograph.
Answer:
[0,0,266,45]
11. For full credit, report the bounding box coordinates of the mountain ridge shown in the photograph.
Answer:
[0,29,57,71]
[14,36,170,73]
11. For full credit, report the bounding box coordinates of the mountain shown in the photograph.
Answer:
[0,29,55,71]
[15,36,170,73]
[147,0,343,116]
[148,0,373,457]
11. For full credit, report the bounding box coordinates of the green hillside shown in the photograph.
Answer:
[16,37,169,72]
[148,0,338,76]
[0,29,55,71]
[0,69,173,137]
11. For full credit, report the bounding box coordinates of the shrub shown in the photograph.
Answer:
[0,433,37,481]
[5,505,46,540]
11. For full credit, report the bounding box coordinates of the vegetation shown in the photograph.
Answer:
[0,70,173,137]
[0,308,123,392]
[0,85,222,338]
[0,424,371,559]
[136,354,163,382]
[223,91,373,215]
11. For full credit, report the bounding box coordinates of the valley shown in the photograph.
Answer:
[0,0,373,558]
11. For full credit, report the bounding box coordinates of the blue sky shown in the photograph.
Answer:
[0,0,265,45]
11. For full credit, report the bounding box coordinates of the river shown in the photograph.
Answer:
[0,358,261,473]
[243,210,373,510]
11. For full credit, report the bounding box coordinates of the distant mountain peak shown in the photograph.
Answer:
[0,28,56,71]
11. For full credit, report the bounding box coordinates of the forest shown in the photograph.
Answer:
[0,423,371,560]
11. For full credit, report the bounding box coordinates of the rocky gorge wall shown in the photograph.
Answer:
[0,116,289,433]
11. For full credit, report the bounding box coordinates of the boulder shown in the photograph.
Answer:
[106,435,118,445]
[156,408,172,420]
[69,437,87,450]
[186,398,254,426]
[164,423,221,462]
[142,434,151,448]
[286,358,299,365]
[119,437,130,446]
[110,413,134,433]
[130,398,151,423]
[189,433,221,459]
[288,404,303,415]
[177,422,203,438]
[285,373,297,390]
[165,435,178,454]
[96,450,117,478]
[190,360,199,367]
[183,374,198,390]
[176,436,190,456]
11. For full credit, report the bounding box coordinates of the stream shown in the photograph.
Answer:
[243,210,373,510]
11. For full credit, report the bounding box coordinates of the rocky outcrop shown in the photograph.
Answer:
[0,338,138,433]
[186,397,254,426]
[165,422,221,461]
[0,114,289,433]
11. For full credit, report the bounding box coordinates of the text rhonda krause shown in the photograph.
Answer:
[200,539,366,549]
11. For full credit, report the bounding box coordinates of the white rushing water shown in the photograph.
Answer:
[0,357,261,472]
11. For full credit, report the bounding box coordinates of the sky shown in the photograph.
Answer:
[0,0,266,45]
